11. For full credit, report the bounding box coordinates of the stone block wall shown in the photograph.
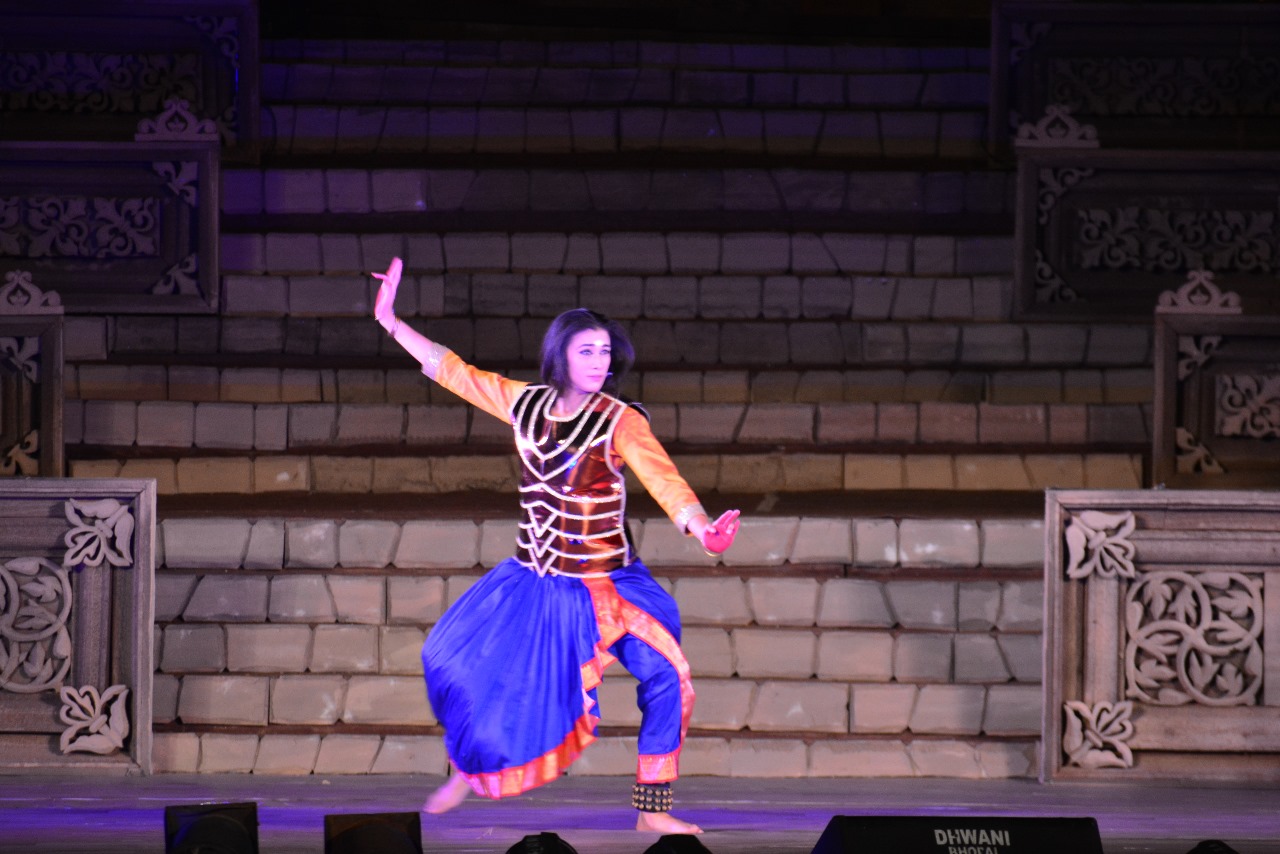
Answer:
[151,514,1043,778]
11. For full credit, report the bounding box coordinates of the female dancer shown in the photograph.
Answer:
[373,257,741,835]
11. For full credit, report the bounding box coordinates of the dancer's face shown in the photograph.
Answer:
[564,327,611,396]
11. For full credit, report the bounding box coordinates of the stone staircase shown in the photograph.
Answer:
[60,34,1156,778]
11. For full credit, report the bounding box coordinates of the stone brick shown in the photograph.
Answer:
[429,456,517,492]
[380,626,427,675]
[734,629,816,678]
[330,576,386,625]
[894,633,953,682]
[981,519,1043,567]
[387,576,446,625]
[954,454,1034,490]
[599,232,668,274]
[789,518,852,564]
[736,403,814,444]
[337,520,399,568]
[817,630,894,681]
[270,575,336,623]
[978,403,1047,443]
[902,455,953,489]
[674,578,751,625]
[850,684,918,733]
[254,734,321,775]
[954,634,1012,683]
[162,519,250,569]
[679,737,731,776]
[152,732,200,773]
[639,520,718,567]
[722,517,797,567]
[270,674,347,724]
[192,403,255,451]
[197,733,259,773]
[240,520,283,570]
[1083,453,1142,488]
[226,624,311,673]
[957,581,1001,631]
[310,625,378,673]
[910,740,982,778]
[253,456,309,493]
[816,403,876,443]
[314,735,382,774]
[918,402,977,444]
[844,454,904,490]
[745,578,818,627]
[393,520,478,568]
[442,232,509,271]
[999,634,1042,683]
[286,520,338,568]
[178,675,269,725]
[749,681,848,733]
[370,736,448,774]
[817,579,893,627]
[984,684,1041,736]
[135,402,194,448]
[184,576,270,622]
[998,581,1043,632]
[595,677,642,727]
[886,580,957,628]
[809,740,915,776]
[729,739,809,777]
[688,678,754,730]
[909,685,985,734]
[160,625,226,673]
[81,400,136,446]
[343,676,434,724]
[977,741,1036,779]
[898,520,979,567]
[155,575,198,621]
[682,627,733,677]
[253,405,288,452]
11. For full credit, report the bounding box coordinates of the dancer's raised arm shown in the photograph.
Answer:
[374,256,447,380]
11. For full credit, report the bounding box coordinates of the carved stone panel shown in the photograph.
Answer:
[0,1,259,162]
[1044,490,1280,783]
[1015,149,1280,320]
[992,2,1280,153]
[0,479,155,773]
[0,142,219,314]
[1153,314,1280,488]
[1,272,65,479]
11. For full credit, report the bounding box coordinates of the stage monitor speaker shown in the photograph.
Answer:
[811,815,1104,854]
[1186,842,1240,854]
[164,802,259,854]
[644,834,713,853]
[505,832,580,854]
[324,812,423,854]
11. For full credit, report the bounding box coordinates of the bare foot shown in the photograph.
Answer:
[636,811,702,834]
[422,773,471,814]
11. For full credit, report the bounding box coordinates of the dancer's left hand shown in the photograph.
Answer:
[699,509,741,555]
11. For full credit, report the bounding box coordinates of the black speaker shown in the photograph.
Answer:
[164,802,259,854]
[1186,842,1240,854]
[505,832,580,854]
[811,815,1104,854]
[644,835,713,853]
[324,812,423,854]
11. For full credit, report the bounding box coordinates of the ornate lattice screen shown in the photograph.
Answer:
[0,479,155,773]
[1043,489,1280,783]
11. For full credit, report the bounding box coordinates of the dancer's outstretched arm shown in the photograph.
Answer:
[374,256,447,379]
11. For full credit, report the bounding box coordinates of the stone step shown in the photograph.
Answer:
[67,450,1144,495]
[68,363,1155,406]
[150,507,1040,777]
[261,61,988,111]
[260,103,987,160]
[221,167,1013,223]
[261,38,989,74]
[70,315,1152,375]
[218,230,1016,284]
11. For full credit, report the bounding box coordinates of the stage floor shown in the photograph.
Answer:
[0,774,1275,853]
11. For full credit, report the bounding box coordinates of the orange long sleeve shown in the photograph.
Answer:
[432,349,528,424]
[614,406,706,531]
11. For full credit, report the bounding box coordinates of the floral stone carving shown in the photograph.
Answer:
[59,684,130,755]
[1064,510,1137,580]
[1063,700,1135,769]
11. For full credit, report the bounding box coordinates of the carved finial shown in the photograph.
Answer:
[1156,270,1242,314]
[135,97,219,141]
[1015,104,1100,149]
[0,271,63,315]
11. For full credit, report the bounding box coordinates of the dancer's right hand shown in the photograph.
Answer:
[373,256,403,334]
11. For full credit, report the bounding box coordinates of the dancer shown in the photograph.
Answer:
[373,257,740,834]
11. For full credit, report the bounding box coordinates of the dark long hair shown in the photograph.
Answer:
[539,308,634,397]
